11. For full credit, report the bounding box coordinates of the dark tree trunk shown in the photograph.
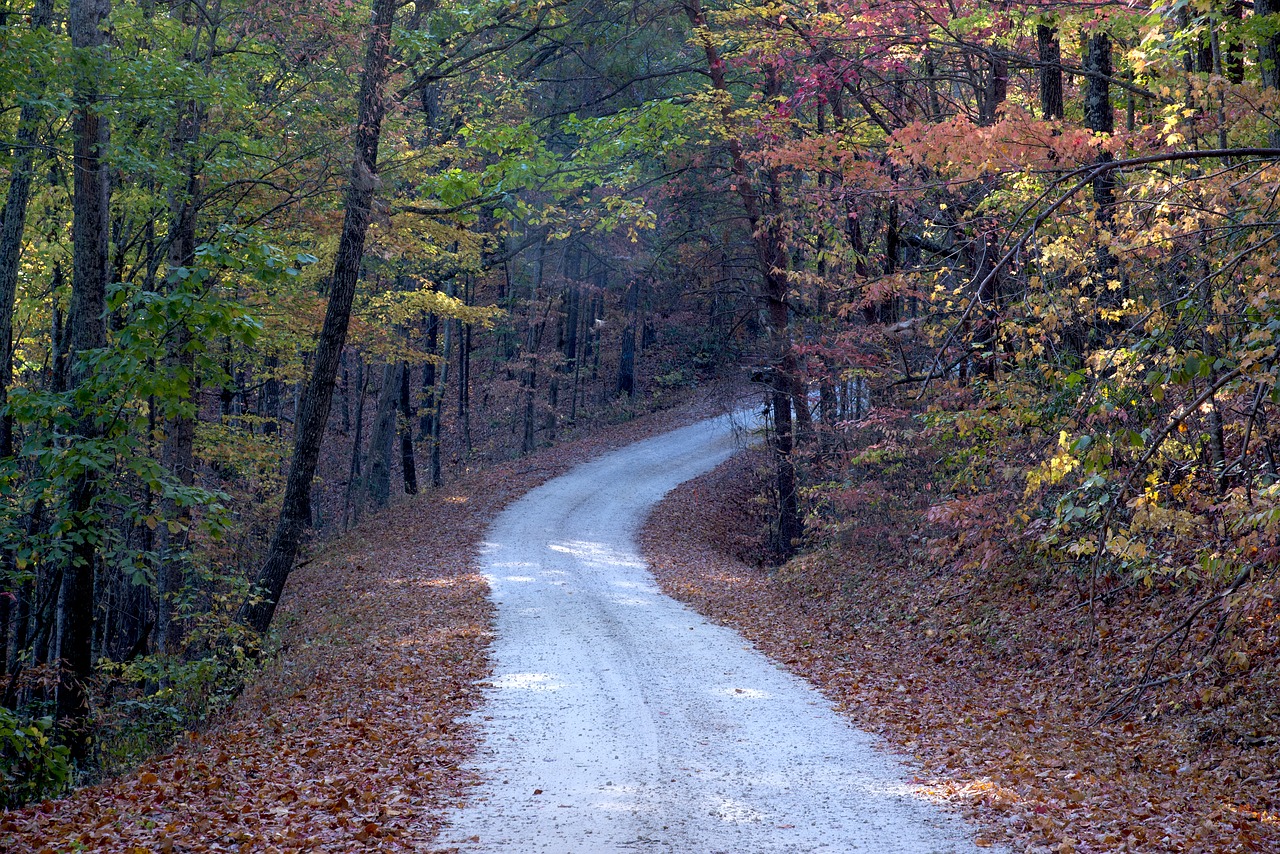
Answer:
[522,357,537,454]
[1260,0,1280,143]
[1226,2,1245,85]
[0,0,55,680]
[0,0,54,464]
[343,353,367,527]
[1037,24,1063,120]
[399,360,418,495]
[433,301,452,484]
[457,314,471,456]
[241,0,398,634]
[365,362,397,509]
[978,48,1007,126]
[59,0,112,754]
[685,0,802,557]
[1084,30,1118,322]
[157,99,202,656]
[617,280,637,397]
[1084,32,1115,202]
[261,355,281,435]
[340,357,351,434]
[419,311,438,439]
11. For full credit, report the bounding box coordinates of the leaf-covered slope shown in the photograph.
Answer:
[642,449,1280,853]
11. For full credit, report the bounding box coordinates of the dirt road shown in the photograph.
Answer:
[439,414,988,853]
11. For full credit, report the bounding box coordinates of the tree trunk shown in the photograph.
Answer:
[1083,31,1118,323]
[978,48,1008,126]
[0,0,55,681]
[59,0,112,753]
[0,0,54,463]
[616,280,637,397]
[399,360,418,495]
[419,312,438,439]
[343,353,368,527]
[1084,33,1115,200]
[156,98,202,657]
[433,300,452,484]
[1037,24,1063,120]
[241,0,398,634]
[684,0,802,557]
[1260,0,1280,144]
[365,362,398,509]
[457,314,471,456]
[522,356,537,453]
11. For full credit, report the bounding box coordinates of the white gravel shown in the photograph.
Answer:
[438,413,992,853]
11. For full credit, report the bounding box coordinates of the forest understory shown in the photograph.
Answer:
[0,384,741,853]
[642,448,1280,853]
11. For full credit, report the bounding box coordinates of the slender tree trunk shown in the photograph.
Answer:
[616,280,637,397]
[156,99,202,656]
[59,0,112,753]
[340,356,351,434]
[684,0,802,556]
[261,355,281,435]
[1260,0,1280,144]
[419,312,437,439]
[433,299,452,484]
[1225,2,1245,85]
[0,0,55,680]
[399,360,418,495]
[241,0,397,634]
[978,48,1007,126]
[457,313,472,456]
[522,356,537,453]
[365,362,397,509]
[1084,31,1119,325]
[1038,24,1063,120]
[1084,34,1115,205]
[343,353,368,527]
[0,0,54,463]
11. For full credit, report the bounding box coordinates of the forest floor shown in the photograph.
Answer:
[1,381,745,853]
[641,449,1280,854]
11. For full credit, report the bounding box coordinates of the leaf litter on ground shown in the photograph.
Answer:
[641,448,1280,854]
[2,383,744,853]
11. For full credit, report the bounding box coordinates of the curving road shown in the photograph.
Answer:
[438,413,990,853]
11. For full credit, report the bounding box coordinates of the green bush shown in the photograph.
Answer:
[0,706,71,808]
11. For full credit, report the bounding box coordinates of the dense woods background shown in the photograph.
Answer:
[4,0,1280,812]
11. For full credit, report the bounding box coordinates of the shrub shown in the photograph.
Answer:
[0,707,71,808]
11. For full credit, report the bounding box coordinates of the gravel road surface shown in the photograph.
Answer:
[439,413,990,853]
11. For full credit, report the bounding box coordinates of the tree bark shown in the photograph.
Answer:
[343,353,367,527]
[1083,31,1118,320]
[399,360,418,495]
[0,0,55,686]
[684,0,802,557]
[365,361,398,509]
[419,311,438,440]
[59,0,112,753]
[156,96,203,656]
[1260,0,1280,144]
[0,0,54,463]
[241,0,397,634]
[978,48,1007,126]
[617,279,637,397]
[1037,24,1063,120]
